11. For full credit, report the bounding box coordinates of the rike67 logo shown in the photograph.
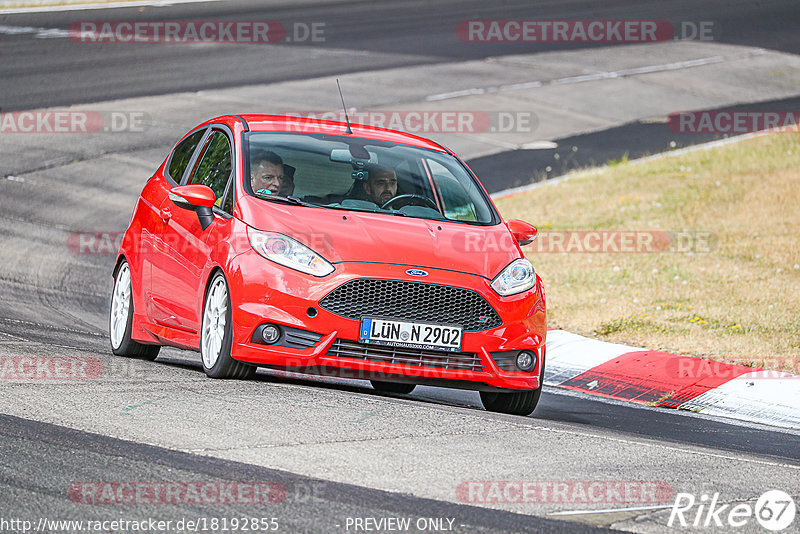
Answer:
[669,490,796,531]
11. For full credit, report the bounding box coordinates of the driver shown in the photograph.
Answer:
[250,150,284,196]
[279,164,296,197]
[363,164,398,206]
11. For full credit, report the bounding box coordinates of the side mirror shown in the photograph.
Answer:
[169,185,216,230]
[507,219,538,246]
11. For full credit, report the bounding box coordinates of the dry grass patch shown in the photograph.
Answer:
[496,133,800,373]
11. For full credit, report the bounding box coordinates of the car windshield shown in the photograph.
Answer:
[245,132,497,224]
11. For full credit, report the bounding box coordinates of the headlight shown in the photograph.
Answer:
[491,258,536,296]
[247,227,334,277]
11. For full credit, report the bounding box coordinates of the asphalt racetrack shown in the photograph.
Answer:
[0,1,798,532]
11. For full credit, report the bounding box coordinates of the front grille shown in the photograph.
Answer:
[327,339,484,372]
[319,279,501,331]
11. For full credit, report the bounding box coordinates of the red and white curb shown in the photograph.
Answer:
[545,330,800,430]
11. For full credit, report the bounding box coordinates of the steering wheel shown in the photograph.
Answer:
[381,194,438,211]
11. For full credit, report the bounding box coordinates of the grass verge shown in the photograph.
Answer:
[495,132,800,373]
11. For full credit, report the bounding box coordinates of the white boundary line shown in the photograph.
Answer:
[549,504,674,516]
[428,50,766,102]
[0,0,221,15]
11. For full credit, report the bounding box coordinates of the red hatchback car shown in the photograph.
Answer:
[110,115,546,415]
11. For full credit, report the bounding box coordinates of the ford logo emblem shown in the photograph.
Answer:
[406,269,428,277]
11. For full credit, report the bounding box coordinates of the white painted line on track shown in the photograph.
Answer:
[427,49,767,102]
[425,88,489,101]
[525,423,800,470]
[0,331,27,342]
[549,504,674,516]
[0,24,68,38]
[551,55,729,85]
[0,0,221,15]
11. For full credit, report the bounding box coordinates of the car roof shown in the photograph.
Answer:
[226,114,450,153]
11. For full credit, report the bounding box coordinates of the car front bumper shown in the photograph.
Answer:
[227,254,546,391]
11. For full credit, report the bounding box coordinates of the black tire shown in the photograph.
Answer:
[200,272,256,379]
[109,260,160,360]
[370,380,416,394]
[480,388,541,416]
[480,353,545,416]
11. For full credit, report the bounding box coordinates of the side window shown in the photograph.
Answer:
[167,129,205,183]
[189,131,233,212]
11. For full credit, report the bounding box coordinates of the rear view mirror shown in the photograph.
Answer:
[506,219,538,246]
[169,185,216,230]
[348,144,371,160]
[330,148,379,181]
[330,148,377,164]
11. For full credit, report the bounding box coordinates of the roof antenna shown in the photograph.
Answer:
[336,79,353,134]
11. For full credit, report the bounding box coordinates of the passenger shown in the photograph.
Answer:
[363,164,398,206]
[250,150,284,196]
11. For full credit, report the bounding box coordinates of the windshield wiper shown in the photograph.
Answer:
[286,195,314,206]
[254,193,317,207]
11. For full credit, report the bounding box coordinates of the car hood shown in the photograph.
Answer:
[238,197,520,279]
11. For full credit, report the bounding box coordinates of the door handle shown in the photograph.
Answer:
[160,206,172,223]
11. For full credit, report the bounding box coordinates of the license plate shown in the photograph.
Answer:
[359,317,463,352]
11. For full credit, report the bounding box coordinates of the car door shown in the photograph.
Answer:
[143,127,206,326]
[150,127,235,333]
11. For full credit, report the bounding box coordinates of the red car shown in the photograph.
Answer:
[109,115,546,415]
